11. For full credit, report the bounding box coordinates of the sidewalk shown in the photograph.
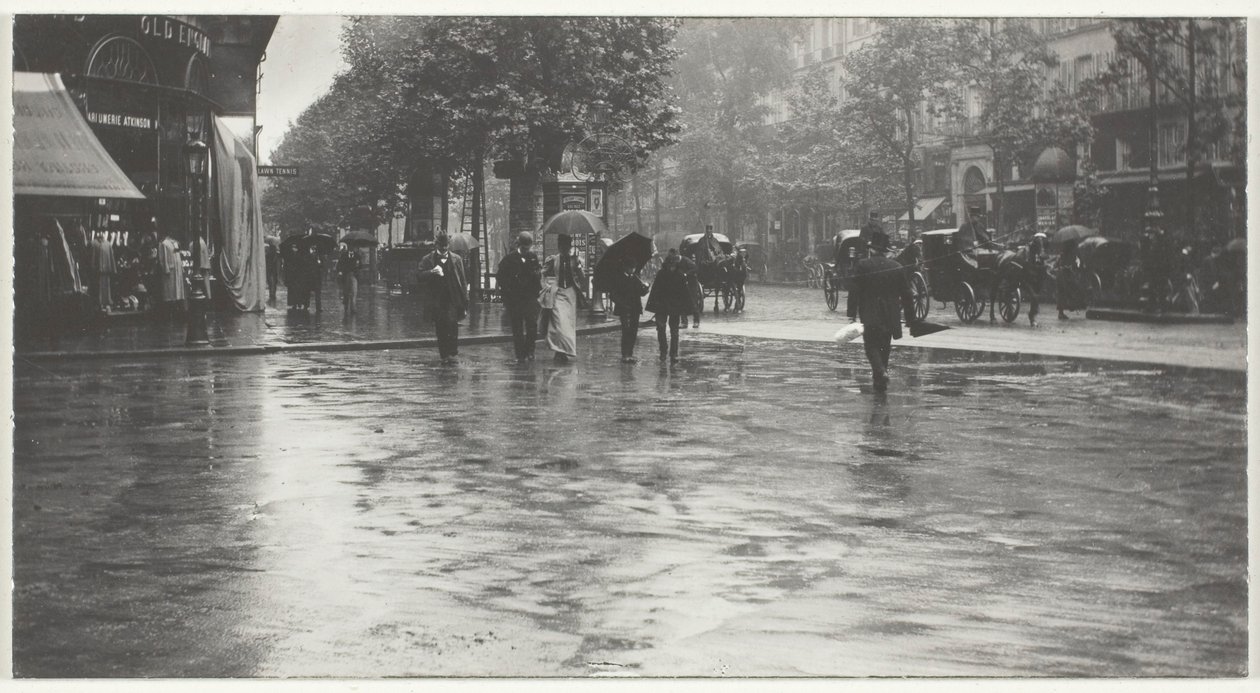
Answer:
[18,282,620,360]
[699,284,1249,372]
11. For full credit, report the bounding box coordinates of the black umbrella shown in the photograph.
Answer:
[909,320,950,338]
[1053,224,1098,245]
[593,231,653,292]
[282,232,337,254]
[339,229,378,247]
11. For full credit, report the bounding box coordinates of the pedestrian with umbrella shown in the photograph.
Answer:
[1053,227,1094,319]
[607,256,649,362]
[593,231,653,362]
[846,231,918,393]
[645,249,695,363]
[335,242,362,314]
[541,232,587,363]
[417,232,469,363]
[496,231,543,361]
[265,235,281,303]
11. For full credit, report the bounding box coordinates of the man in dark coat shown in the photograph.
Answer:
[646,250,694,362]
[678,252,702,328]
[417,232,469,363]
[265,242,280,302]
[497,230,543,361]
[956,206,993,269]
[856,211,884,260]
[847,231,917,393]
[607,256,649,362]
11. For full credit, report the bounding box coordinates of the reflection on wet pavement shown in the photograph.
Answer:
[11,334,1247,677]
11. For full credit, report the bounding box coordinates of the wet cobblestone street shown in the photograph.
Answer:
[11,331,1247,677]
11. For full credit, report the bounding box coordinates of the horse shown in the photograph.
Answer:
[988,241,1049,324]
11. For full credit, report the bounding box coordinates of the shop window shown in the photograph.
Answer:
[86,35,158,85]
[963,166,986,195]
[185,54,210,96]
[1158,122,1186,166]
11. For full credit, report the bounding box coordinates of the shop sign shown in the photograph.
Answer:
[139,16,212,58]
[588,188,604,218]
[258,166,300,177]
[561,193,586,211]
[86,110,157,130]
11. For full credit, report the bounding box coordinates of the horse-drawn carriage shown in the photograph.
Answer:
[680,232,748,313]
[822,230,862,311]
[822,230,930,321]
[920,229,1025,323]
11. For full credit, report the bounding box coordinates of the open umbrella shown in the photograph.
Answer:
[540,210,608,237]
[447,231,479,259]
[593,231,653,292]
[1053,225,1098,245]
[281,232,337,254]
[339,229,378,247]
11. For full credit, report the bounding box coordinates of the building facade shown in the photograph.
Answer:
[13,14,277,330]
[755,17,1245,257]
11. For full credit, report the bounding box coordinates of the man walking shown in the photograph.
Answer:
[607,256,649,362]
[497,231,543,361]
[847,211,885,316]
[847,231,917,393]
[417,232,469,363]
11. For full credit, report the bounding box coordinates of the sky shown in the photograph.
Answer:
[255,15,348,164]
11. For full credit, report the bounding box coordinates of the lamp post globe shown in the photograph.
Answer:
[184,137,211,346]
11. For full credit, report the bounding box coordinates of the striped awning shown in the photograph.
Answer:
[13,72,145,199]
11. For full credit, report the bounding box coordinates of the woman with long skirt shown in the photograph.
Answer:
[541,233,587,363]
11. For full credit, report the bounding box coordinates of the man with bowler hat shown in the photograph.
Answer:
[417,232,469,363]
[497,231,543,361]
[847,230,918,393]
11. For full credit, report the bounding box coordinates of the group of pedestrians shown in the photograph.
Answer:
[413,230,701,366]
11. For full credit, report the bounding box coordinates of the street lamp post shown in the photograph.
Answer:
[185,136,211,346]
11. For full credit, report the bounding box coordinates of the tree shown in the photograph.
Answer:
[261,74,393,234]
[669,18,801,236]
[771,69,901,226]
[949,19,1060,235]
[842,19,962,236]
[265,17,682,281]
[1106,18,1247,237]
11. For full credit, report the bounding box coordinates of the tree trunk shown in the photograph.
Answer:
[633,172,645,236]
[470,156,484,300]
[653,162,662,237]
[992,146,1005,239]
[509,172,542,242]
[1186,19,1197,240]
[903,107,916,241]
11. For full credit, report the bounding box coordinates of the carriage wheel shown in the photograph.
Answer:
[824,275,839,311]
[997,279,1021,323]
[1086,271,1102,304]
[955,282,981,323]
[910,272,929,321]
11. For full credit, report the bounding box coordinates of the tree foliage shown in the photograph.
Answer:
[771,69,901,218]
[263,17,682,234]
[668,18,802,233]
[841,19,962,227]
[1106,18,1247,166]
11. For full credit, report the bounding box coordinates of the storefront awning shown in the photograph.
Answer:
[897,196,946,222]
[13,72,145,199]
[978,183,1035,195]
